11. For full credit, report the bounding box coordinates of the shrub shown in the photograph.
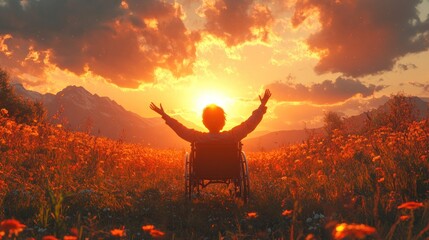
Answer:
[0,69,45,124]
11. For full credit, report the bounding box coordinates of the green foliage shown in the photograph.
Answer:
[47,189,67,236]
[0,69,45,124]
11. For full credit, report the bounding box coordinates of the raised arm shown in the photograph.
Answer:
[228,89,271,140]
[149,102,200,142]
[150,102,167,117]
[259,89,271,107]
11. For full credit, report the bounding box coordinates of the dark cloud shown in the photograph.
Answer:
[397,63,418,72]
[0,0,200,88]
[292,0,429,77]
[410,81,429,92]
[0,34,48,78]
[266,77,387,104]
[201,0,274,46]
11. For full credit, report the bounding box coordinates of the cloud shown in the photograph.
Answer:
[409,81,429,92]
[266,77,387,104]
[0,34,48,78]
[200,0,274,46]
[264,94,390,130]
[274,102,321,124]
[0,0,200,88]
[292,0,429,77]
[397,63,417,72]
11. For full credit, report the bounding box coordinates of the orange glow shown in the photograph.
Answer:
[333,223,376,239]
[195,90,231,114]
[24,46,40,62]
[0,34,13,56]
[144,18,159,30]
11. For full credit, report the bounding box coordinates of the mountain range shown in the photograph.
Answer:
[12,83,429,151]
[244,95,429,151]
[12,83,196,149]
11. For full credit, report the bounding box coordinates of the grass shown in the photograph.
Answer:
[0,110,428,239]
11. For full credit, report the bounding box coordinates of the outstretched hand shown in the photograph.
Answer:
[150,102,166,117]
[259,89,271,107]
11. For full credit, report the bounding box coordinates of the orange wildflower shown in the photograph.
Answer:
[399,215,411,221]
[142,225,165,238]
[42,236,58,240]
[305,234,316,240]
[0,108,8,116]
[377,178,385,183]
[149,229,165,238]
[372,155,381,162]
[110,227,125,237]
[120,1,129,9]
[247,212,258,218]
[62,237,77,240]
[397,201,424,210]
[63,236,78,240]
[142,225,155,231]
[69,227,78,236]
[0,219,26,237]
[281,209,293,216]
[333,223,376,239]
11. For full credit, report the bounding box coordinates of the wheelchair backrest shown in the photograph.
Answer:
[192,142,242,179]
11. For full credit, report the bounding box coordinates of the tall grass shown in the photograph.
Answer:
[0,110,428,239]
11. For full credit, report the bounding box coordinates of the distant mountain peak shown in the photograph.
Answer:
[59,85,92,97]
[12,83,189,148]
[11,82,44,101]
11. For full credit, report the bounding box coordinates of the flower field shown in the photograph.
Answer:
[0,109,428,239]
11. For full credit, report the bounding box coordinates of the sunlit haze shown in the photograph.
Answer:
[196,91,231,114]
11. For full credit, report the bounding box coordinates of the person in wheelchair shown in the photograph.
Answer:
[150,89,271,201]
[149,89,271,142]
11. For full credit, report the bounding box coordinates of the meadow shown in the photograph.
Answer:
[0,108,428,240]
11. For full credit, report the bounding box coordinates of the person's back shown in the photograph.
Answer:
[149,89,271,143]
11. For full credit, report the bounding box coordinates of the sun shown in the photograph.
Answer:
[195,91,231,113]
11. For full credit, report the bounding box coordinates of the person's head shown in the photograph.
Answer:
[202,104,225,133]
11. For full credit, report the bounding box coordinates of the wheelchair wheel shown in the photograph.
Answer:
[239,151,250,203]
[184,152,192,200]
[185,152,201,200]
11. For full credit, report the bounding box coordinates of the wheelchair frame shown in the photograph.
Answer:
[184,142,250,202]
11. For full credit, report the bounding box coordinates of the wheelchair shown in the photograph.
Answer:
[184,141,250,202]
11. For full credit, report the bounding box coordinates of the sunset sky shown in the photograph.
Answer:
[1,0,429,132]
